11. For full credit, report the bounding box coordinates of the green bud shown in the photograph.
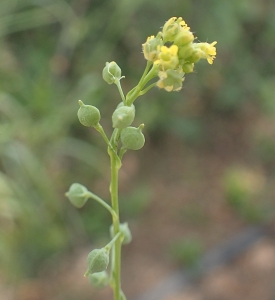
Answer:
[77,100,100,127]
[178,43,194,60]
[102,61,122,84]
[65,183,89,208]
[85,248,110,276]
[112,105,135,129]
[186,49,204,63]
[88,271,109,289]
[174,30,194,47]
[181,62,194,74]
[110,223,132,245]
[142,32,163,62]
[120,125,145,150]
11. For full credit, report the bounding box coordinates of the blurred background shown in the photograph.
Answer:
[0,0,275,299]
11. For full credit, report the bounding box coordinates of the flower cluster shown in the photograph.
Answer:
[142,17,217,92]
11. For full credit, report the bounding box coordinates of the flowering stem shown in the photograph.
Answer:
[140,82,157,95]
[139,61,152,84]
[126,63,158,105]
[105,232,122,251]
[95,124,118,158]
[109,146,123,300]
[115,78,126,105]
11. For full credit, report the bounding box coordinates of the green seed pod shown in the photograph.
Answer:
[65,183,89,208]
[85,248,110,276]
[112,104,135,129]
[88,271,109,289]
[120,125,145,150]
[102,61,121,84]
[77,100,100,127]
[110,223,132,245]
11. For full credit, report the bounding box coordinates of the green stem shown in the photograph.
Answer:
[105,232,122,251]
[140,81,157,95]
[115,78,126,104]
[126,62,158,105]
[95,124,115,152]
[86,191,118,221]
[109,150,122,300]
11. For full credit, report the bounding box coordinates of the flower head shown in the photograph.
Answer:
[140,17,217,93]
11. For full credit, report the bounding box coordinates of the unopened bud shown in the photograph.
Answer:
[181,62,194,73]
[174,30,194,47]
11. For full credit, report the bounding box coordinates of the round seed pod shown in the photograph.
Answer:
[85,248,109,275]
[88,271,109,289]
[120,125,145,150]
[65,183,89,208]
[77,100,100,127]
[110,223,132,245]
[112,105,135,129]
[102,61,121,84]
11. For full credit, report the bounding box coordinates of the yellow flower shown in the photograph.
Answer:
[196,41,217,64]
[155,45,179,70]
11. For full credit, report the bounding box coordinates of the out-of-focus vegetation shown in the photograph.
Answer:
[0,0,275,287]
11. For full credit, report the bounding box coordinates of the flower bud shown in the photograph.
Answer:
[162,17,190,43]
[174,30,194,47]
[102,61,122,84]
[112,105,135,129]
[88,271,109,289]
[178,43,194,60]
[186,49,204,63]
[65,183,89,208]
[142,32,163,62]
[110,223,132,245]
[77,100,100,127]
[120,125,145,150]
[181,62,194,74]
[85,248,110,276]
